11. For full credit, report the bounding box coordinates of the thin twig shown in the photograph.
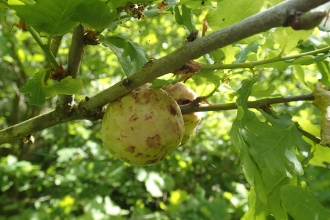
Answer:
[180,94,314,114]
[27,26,60,69]
[59,24,85,113]
[201,46,330,70]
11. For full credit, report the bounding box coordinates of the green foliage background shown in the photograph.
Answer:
[1,0,330,219]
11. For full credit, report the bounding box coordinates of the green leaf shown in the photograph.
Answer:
[19,69,48,105]
[243,112,310,176]
[251,84,276,98]
[179,0,213,9]
[108,0,128,9]
[108,0,154,9]
[75,1,117,32]
[174,4,196,33]
[8,0,35,6]
[151,79,172,88]
[51,76,83,95]
[209,49,226,63]
[230,78,268,203]
[272,28,313,54]
[230,77,311,217]
[231,113,267,204]
[316,61,330,87]
[169,189,189,207]
[234,40,260,63]
[281,185,330,220]
[193,69,221,86]
[9,0,83,35]
[199,199,230,220]
[236,77,256,107]
[19,69,82,105]
[242,188,269,220]
[99,35,149,77]
[206,0,264,30]
[261,169,292,219]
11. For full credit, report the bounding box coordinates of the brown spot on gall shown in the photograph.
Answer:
[135,152,143,157]
[129,113,138,122]
[143,158,159,165]
[147,135,161,148]
[169,105,177,115]
[121,157,130,163]
[144,112,154,120]
[125,146,136,153]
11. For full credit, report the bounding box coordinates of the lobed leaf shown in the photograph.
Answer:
[241,188,269,220]
[99,35,149,77]
[272,28,313,54]
[19,69,82,105]
[19,69,48,105]
[243,112,310,176]
[9,0,83,35]
[174,4,196,33]
[234,40,261,63]
[251,84,276,98]
[231,77,312,218]
[281,185,330,220]
[74,1,117,32]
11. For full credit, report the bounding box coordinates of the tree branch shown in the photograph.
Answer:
[201,46,330,70]
[180,94,314,114]
[79,0,330,112]
[0,0,329,144]
[59,24,85,114]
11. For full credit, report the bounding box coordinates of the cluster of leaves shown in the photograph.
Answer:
[1,0,330,219]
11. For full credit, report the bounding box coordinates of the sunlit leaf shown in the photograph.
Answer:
[251,84,276,98]
[193,69,221,86]
[99,35,149,77]
[206,0,264,30]
[234,40,261,63]
[272,28,313,54]
[174,4,196,33]
[179,0,213,9]
[316,61,330,87]
[169,189,189,207]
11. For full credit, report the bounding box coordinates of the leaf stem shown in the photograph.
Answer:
[201,46,330,70]
[27,26,60,69]
[297,127,321,144]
